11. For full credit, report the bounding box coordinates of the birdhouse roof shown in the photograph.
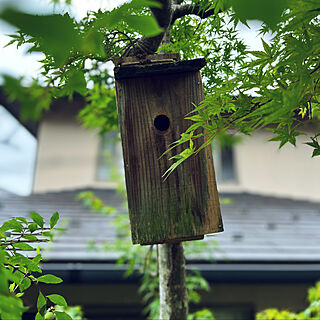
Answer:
[114,58,206,80]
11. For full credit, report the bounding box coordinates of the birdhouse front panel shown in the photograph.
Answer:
[115,57,223,245]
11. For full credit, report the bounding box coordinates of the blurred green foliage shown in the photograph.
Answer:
[229,0,288,30]
[0,0,163,122]
[256,282,320,320]
[1,8,82,67]
[45,305,86,320]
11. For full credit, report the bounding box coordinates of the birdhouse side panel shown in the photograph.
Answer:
[116,71,222,245]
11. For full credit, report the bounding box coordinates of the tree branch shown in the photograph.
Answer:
[1,239,49,247]
[124,1,218,57]
[125,0,174,56]
[172,3,216,24]
[151,0,174,28]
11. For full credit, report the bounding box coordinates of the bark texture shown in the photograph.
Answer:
[159,242,188,320]
[125,0,216,56]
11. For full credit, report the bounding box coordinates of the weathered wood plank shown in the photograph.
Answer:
[114,53,180,66]
[114,58,206,80]
[115,59,223,245]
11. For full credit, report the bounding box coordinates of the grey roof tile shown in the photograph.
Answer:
[1,189,320,263]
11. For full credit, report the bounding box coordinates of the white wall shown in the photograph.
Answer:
[219,130,320,202]
[33,114,111,193]
[34,115,320,201]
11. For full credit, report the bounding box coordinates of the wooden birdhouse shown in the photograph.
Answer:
[114,54,223,245]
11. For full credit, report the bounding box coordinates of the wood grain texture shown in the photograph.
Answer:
[115,62,223,245]
[114,58,206,80]
[114,53,180,67]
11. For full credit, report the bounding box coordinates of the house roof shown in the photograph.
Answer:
[0,87,39,137]
[0,86,86,138]
[1,188,320,265]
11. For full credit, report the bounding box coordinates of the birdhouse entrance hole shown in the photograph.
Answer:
[154,114,170,132]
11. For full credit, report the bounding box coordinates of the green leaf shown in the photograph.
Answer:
[35,312,45,320]
[312,148,320,157]
[248,50,268,59]
[0,295,27,319]
[37,274,63,284]
[229,0,288,29]
[130,0,162,9]
[22,235,38,241]
[15,217,28,224]
[19,277,31,292]
[9,283,15,292]
[28,222,38,233]
[64,70,87,96]
[37,292,46,309]
[10,254,33,269]
[126,15,163,37]
[28,254,43,273]
[30,212,44,228]
[0,219,23,233]
[80,30,106,58]
[2,75,51,121]
[50,212,59,229]
[0,8,81,66]
[47,294,67,307]
[261,38,272,56]
[305,141,318,148]
[13,243,34,251]
[42,232,52,237]
[54,311,73,320]
[37,291,47,315]
[162,156,188,180]
[94,0,161,30]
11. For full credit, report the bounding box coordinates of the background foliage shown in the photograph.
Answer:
[257,281,320,320]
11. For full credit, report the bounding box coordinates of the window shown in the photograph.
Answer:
[212,141,237,183]
[96,131,124,181]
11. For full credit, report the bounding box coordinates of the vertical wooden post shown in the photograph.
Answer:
[159,242,188,320]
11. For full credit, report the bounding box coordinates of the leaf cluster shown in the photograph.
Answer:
[166,0,320,174]
[160,11,247,92]
[0,212,72,319]
[78,82,118,135]
[0,0,163,123]
[256,281,320,320]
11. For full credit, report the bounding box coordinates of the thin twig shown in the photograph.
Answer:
[5,263,35,282]
[1,239,49,247]
[142,245,154,274]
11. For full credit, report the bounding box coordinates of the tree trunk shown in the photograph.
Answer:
[159,242,188,320]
